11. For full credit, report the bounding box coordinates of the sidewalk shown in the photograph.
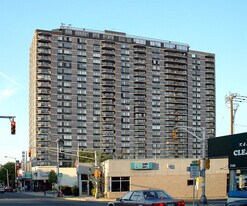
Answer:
[23,191,114,202]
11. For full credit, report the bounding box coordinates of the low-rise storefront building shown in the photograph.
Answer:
[102,158,228,199]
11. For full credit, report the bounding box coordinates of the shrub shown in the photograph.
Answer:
[61,185,72,195]
[71,185,79,196]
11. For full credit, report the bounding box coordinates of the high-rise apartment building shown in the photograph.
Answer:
[29,26,215,167]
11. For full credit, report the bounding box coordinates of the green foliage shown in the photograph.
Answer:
[71,185,79,196]
[77,150,113,163]
[61,185,72,195]
[48,170,57,185]
[0,162,15,187]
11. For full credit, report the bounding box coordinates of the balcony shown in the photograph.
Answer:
[164,51,187,59]
[37,82,51,88]
[165,69,187,75]
[165,81,187,87]
[37,103,51,108]
[101,61,115,68]
[37,75,51,81]
[101,43,115,49]
[134,53,146,59]
[37,62,51,68]
[101,93,115,98]
[37,42,51,48]
[164,74,187,82]
[38,35,51,42]
[37,89,51,94]
[134,71,146,76]
[134,77,146,83]
[101,50,115,55]
[37,109,50,114]
[134,89,146,94]
[101,87,115,93]
[101,100,115,105]
[165,63,187,70]
[101,125,115,130]
[37,49,51,55]
[134,59,146,65]
[134,83,146,89]
[164,58,187,65]
[37,69,51,75]
[101,117,115,123]
[101,74,115,80]
[37,55,51,62]
[133,45,146,53]
[101,105,115,111]
[101,80,115,85]
[101,67,115,74]
[37,96,51,101]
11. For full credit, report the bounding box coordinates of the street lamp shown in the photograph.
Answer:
[56,138,62,197]
[4,156,17,189]
[0,165,9,187]
[174,126,207,204]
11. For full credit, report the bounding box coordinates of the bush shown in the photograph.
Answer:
[71,185,79,196]
[61,185,72,195]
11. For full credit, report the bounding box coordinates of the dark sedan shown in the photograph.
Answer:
[107,189,185,206]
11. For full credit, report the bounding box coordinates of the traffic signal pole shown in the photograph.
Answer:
[0,116,16,135]
[174,126,207,204]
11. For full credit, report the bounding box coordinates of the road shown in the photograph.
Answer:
[0,192,107,206]
[0,192,228,206]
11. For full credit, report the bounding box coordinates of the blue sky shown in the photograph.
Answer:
[1,0,247,164]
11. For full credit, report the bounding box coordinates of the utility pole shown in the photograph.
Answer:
[174,126,207,204]
[225,92,247,192]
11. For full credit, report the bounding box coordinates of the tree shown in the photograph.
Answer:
[76,150,113,164]
[48,170,57,188]
[0,162,15,187]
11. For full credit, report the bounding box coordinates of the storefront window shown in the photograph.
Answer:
[110,176,130,192]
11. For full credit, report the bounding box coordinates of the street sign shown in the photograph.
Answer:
[190,164,200,178]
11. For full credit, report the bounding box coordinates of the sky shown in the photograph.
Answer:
[1,0,247,165]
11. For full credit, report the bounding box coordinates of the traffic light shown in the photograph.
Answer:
[94,169,102,178]
[205,159,210,170]
[28,149,31,157]
[172,130,177,139]
[11,120,16,135]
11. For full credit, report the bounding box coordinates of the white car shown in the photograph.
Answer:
[0,186,5,193]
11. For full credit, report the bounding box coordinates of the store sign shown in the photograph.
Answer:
[229,135,247,169]
[25,171,32,179]
[208,132,247,169]
[131,162,153,170]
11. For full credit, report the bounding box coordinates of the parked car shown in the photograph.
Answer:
[5,187,13,192]
[107,189,185,206]
[0,186,5,193]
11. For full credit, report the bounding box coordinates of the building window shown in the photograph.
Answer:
[110,177,130,192]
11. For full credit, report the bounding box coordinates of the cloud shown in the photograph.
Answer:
[0,87,17,101]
